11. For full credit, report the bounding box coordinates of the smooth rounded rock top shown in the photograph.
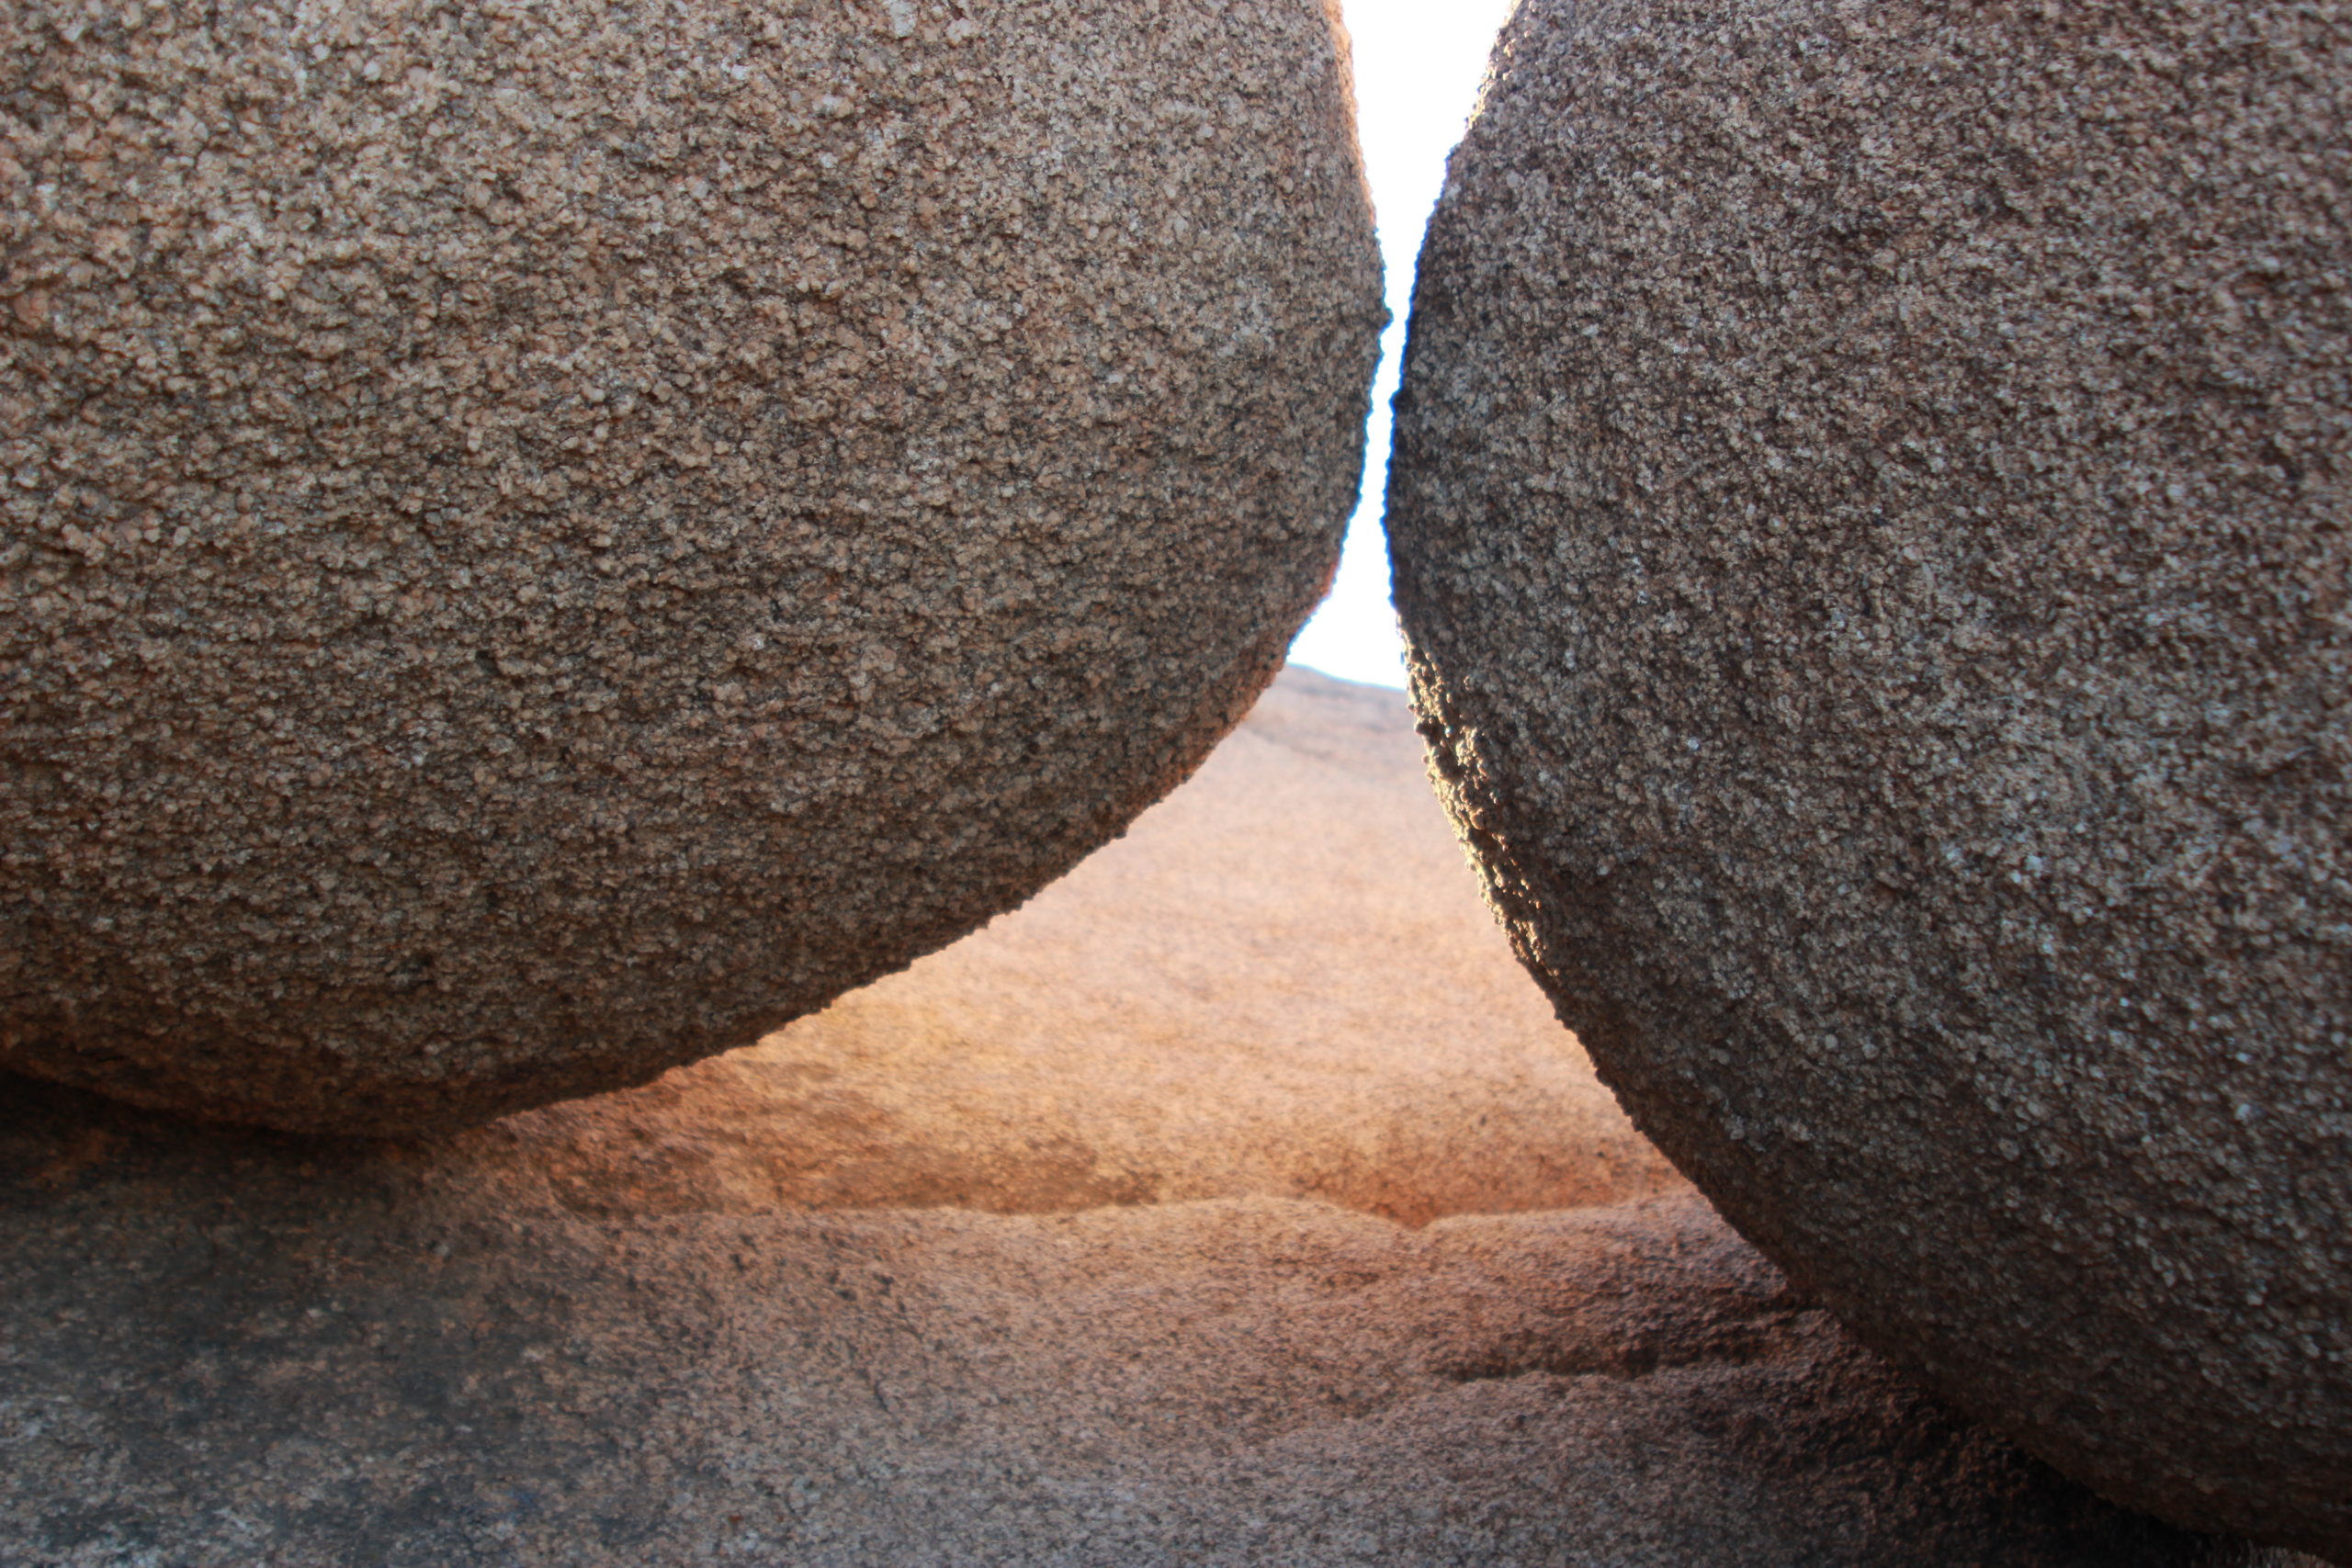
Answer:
[1388,0,2350,1555]
[0,0,1383,1133]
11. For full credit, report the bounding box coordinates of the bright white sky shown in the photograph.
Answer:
[1285,0,1521,690]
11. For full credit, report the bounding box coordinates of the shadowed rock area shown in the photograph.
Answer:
[0,671,2308,1565]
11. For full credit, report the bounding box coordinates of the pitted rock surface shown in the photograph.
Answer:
[1387,0,2350,1555]
[504,669,1689,1228]
[0,670,2311,1565]
[0,0,1382,1132]
[3,1118,2291,1568]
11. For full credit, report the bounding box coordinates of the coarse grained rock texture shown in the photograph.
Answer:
[0,672,2305,1566]
[0,0,1383,1134]
[1386,0,2351,1557]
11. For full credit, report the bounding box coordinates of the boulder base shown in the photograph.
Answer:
[0,671,2296,1565]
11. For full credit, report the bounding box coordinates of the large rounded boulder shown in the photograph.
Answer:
[0,0,1381,1134]
[1388,0,2349,1554]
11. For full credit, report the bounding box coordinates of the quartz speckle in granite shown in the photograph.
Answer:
[1387,0,2352,1555]
[0,668,2306,1566]
[0,0,1382,1133]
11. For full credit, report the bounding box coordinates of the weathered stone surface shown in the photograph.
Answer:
[520,668,1683,1226]
[0,671,2299,1566]
[1387,0,2351,1556]
[0,0,1381,1134]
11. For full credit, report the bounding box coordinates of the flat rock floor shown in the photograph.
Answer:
[0,670,2312,1566]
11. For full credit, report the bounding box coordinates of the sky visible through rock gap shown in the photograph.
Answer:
[1286,0,1521,690]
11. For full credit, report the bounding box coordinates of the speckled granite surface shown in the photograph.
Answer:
[0,671,2301,1567]
[1387,0,2350,1554]
[0,0,1382,1132]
